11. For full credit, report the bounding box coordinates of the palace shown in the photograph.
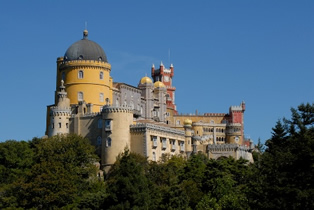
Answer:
[46,30,254,170]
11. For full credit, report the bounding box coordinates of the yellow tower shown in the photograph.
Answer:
[56,30,113,113]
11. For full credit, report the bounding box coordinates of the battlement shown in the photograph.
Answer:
[230,105,243,111]
[82,112,102,117]
[102,105,133,113]
[59,60,111,70]
[176,113,227,117]
[50,107,71,116]
[207,144,251,152]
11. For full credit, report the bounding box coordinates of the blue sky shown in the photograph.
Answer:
[0,1,313,143]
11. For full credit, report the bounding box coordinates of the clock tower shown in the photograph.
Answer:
[151,62,177,114]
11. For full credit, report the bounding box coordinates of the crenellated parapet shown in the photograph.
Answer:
[207,144,250,152]
[207,143,253,162]
[102,105,133,114]
[81,112,102,118]
[59,60,111,71]
[50,106,71,116]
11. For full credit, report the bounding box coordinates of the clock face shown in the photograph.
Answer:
[235,137,239,142]
[164,76,169,82]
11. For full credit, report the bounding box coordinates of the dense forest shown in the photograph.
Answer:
[0,103,313,209]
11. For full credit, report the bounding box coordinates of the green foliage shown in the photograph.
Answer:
[250,103,314,209]
[0,140,34,184]
[0,134,101,209]
[105,149,153,209]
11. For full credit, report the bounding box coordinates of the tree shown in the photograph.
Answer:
[6,134,100,209]
[180,153,208,208]
[104,150,153,209]
[252,103,314,209]
[0,140,34,208]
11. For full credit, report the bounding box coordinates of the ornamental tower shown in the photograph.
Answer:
[151,62,177,114]
[226,101,246,145]
[56,30,113,113]
[138,76,154,119]
[48,80,71,137]
[46,30,113,136]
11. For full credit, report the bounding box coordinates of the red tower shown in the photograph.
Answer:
[151,62,177,114]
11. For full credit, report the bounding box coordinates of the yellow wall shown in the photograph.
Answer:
[56,59,112,113]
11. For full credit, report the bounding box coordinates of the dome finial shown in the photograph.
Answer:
[83,29,88,39]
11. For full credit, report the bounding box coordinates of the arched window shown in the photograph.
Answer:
[78,70,84,79]
[116,99,120,107]
[78,92,83,101]
[106,137,112,147]
[97,136,102,146]
[99,93,104,102]
[100,71,104,80]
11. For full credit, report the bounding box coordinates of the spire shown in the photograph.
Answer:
[58,80,67,98]
[160,61,164,66]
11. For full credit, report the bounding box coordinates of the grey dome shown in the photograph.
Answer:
[64,30,107,62]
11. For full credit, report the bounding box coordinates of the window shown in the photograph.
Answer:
[100,93,104,102]
[98,119,102,128]
[116,99,120,107]
[106,137,112,147]
[97,136,102,146]
[66,123,69,128]
[162,138,167,149]
[78,70,84,79]
[105,120,112,131]
[180,141,185,152]
[78,92,83,101]
[152,152,156,161]
[152,136,157,148]
[171,140,176,151]
[176,120,180,125]
[59,123,61,128]
[52,123,54,129]
[100,71,104,80]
